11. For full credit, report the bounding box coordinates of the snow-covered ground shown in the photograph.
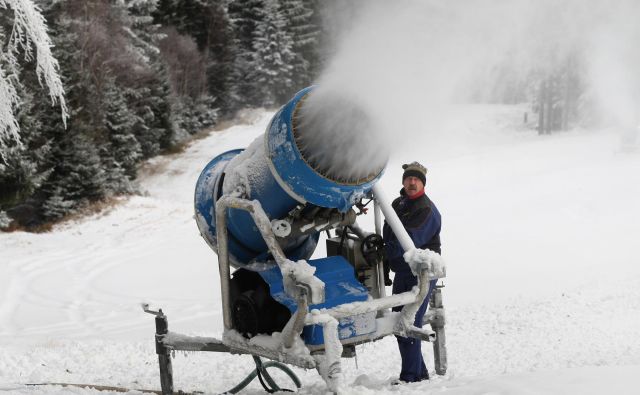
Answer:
[1,106,639,394]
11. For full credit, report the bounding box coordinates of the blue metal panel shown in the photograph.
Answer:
[194,149,319,267]
[225,147,299,253]
[256,256,376,345]
[194,149,257,264]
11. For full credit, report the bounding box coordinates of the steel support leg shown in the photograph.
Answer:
[154,311,174,395]
[429,287,447,375]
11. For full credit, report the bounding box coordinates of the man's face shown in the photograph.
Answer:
[403,176,424,198]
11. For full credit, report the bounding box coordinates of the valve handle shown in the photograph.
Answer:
[360,233,384,266]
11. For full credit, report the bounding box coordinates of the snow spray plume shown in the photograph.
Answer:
[316,0,640,153]
[294,88,388,184]
[586,3,640,132]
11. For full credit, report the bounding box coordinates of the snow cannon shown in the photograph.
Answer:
[194,85,386,343]
[167,86,448,393]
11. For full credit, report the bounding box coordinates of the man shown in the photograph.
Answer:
[383,161,441,384]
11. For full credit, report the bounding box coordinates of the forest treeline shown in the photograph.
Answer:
[0,0,587,230]
[0,0,334,229]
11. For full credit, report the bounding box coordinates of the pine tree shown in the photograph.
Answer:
[228,0,266,106]
[2,1,84,225]
[202,0,235,114]
[251,0,294,106]
[123,0,163,62]
[0,88,50,213]
[116,0,175,157]
[149,64,175,150]
[103,77,141,182]
[20,0,154,222]
[34,4,110,221]
[41,133,108,220]
[152,0,236,115]
[279,0,319,93]
[154,0,206,46]
[529,49,585,134]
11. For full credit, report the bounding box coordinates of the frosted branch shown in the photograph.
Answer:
[0,0,68,152]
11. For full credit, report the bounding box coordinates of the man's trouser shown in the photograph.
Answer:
[391,273,437,382]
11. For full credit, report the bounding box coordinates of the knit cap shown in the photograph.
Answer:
[402,161,427,184]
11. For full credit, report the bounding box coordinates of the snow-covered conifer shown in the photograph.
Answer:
[228,0,265,106]
[250,0,294,106]
[0,0,67,157]
[104,77,141,181]
[279,0,319,92]
[41,134,108,220]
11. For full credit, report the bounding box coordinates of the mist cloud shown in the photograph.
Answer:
[313,0,640,154]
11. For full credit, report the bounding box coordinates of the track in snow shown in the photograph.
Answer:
[1,107,639,394]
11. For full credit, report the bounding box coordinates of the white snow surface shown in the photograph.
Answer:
[1,107,640,394]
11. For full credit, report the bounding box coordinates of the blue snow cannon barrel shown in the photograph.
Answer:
[194,86,386,267]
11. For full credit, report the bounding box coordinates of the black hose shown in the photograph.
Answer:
[224,356,301,394]
[254,355,278,393]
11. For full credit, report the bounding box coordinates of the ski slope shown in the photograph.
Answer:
[1,106,639,394]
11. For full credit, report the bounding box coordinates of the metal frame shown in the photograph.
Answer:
[215,196,445,377]
[146,193,447,394]
[215,195,437,338]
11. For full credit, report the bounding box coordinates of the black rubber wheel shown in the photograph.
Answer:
[233,290,260,338]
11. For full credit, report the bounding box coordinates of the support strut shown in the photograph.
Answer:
[152,310,174,395]
[429,285,448,375]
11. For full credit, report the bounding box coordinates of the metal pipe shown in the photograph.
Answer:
[283,285,309,349]
[397,269,431,335]
[218,196,289,266]
[346,221,366,239]
[376,262,386,299]
[161,332,230,353]
[374,199,382,235]
[305,289,419,321]
[286,209,356,238]
[243,200,289,266]
[430,286,448,375]
[215,196,233,331]
[371,183,414,252]
[310,314,343,392]
[373,199,386,299]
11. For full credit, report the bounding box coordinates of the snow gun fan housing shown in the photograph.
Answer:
[291,91,386,185]
[195,86,385,266]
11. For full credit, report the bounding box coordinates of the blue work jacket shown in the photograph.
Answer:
[383,189,441,275]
